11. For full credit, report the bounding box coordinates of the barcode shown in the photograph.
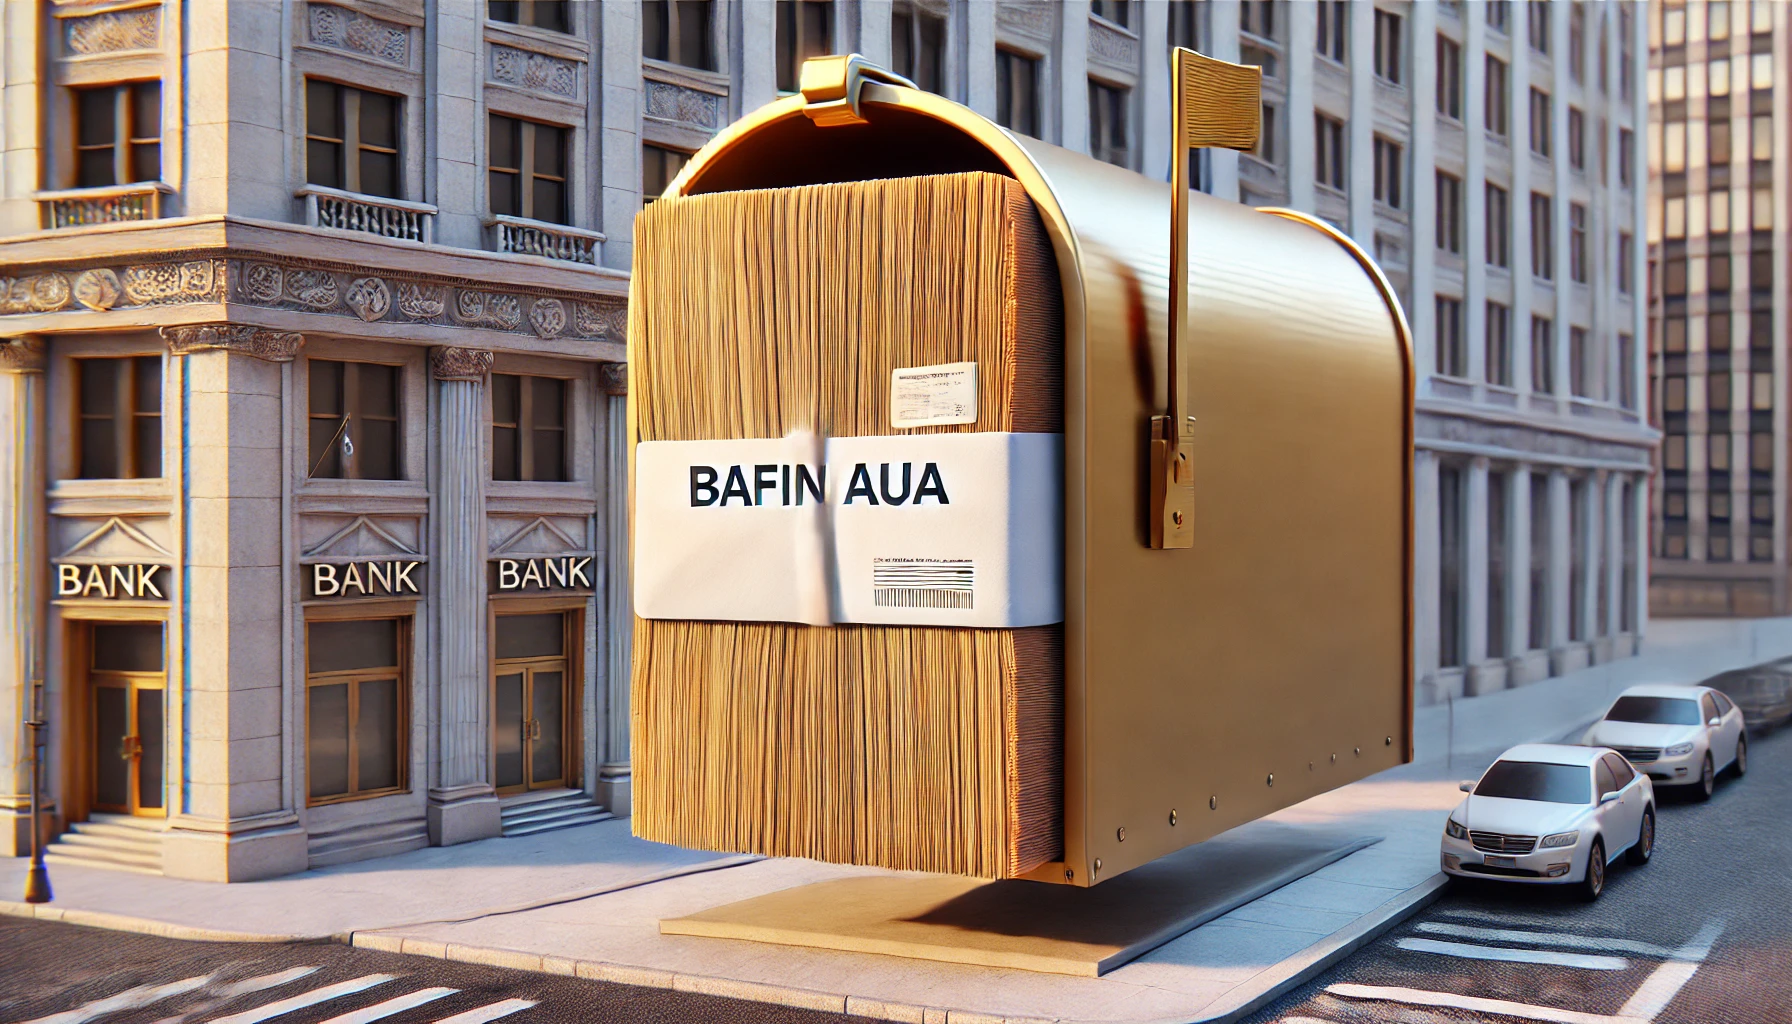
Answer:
[872,559,973,610]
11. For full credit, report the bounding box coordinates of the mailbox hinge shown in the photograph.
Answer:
[798,54,917,127]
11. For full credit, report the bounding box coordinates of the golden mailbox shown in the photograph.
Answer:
[628,57,1413,887]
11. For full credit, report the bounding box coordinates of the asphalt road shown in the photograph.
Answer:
[1244,719,1792,1024]
[0,916,865,1024]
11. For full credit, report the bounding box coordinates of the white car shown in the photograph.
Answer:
[1582,683,1748,800]
[1440,743,1655,901]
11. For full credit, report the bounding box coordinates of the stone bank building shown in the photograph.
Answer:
[3,0,1656,881]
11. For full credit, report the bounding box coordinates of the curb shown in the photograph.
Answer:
[0,900,315,944]
[346,873,1455,1024]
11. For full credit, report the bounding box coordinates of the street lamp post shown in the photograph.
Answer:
[23,677,50,904]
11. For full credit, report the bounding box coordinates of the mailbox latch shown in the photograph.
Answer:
[799,54,917,127]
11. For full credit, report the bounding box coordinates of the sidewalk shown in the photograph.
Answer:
[5,617,1788,1024]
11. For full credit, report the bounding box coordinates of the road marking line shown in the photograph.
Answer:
[314,988,457,1024]
[215,969,321,999]
[428,998,537,1024]
[1396,937,1629,971]
[1617,961,1701,1021]
[25,975,216,1024]
[1671,920,1725,962]
[1326,983,1642,1024]
[1415,922,1681,958]
[206,975,395,1024]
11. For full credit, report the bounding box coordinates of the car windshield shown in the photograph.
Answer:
[1605,696,1702,726]
[1473,760,1591,804]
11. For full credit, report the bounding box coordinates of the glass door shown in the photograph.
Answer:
[88,623,166,817]
[493,612,569,793]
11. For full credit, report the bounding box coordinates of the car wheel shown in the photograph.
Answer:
[1695,754,1715,801]
[1626,808,1654,866]
[1732,735,1749,778]
[1579,840,1606,901]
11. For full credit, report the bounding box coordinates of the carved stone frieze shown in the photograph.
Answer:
[345,277,393,321]
[307,3,409,66]
[396,281,446,320]
[0,337,46,373]
[430,347,494,382]
[1088,20,1139,69]
[997,1,1054,39]
[1415,411,1653,468]
[573,301,626,340]
[0,274,72,313]
[72,269,122,311]
[529,298,566,338]
[65,6,160,55]
[491,44,579,99]
[124,260,226,305]
[644,81,723,129]
[597,361,627,397]
[162,324,305,363]
[453,289,523,330]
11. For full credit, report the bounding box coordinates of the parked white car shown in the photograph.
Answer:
[1440,743,1655,901]
[1582,683,1748,800]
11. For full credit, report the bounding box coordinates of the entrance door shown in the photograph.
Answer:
[493,612,569,793]
[88,623,167,817]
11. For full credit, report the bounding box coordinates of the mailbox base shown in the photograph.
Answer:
[661,834,1377,977]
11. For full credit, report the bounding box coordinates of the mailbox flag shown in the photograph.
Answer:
[1176,49,1262,152]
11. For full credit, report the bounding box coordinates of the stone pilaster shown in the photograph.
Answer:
[0,338,47,856]
[427,346,500,845]
[159,326,307,882]
[597,362,632,816]
[1413,450,1441,703]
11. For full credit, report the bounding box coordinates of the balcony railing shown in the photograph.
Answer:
[298,185,437,243]
[36,182,173,228]
[487,214,605,265]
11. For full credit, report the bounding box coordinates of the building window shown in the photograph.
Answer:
[306,618,408,805]
[1318,1,1347,63]
[1250,103,1278,165]
[1618,333,1635,409]
[1569,326,1591,398]
[488,0,568,32]
[491,374,568,482]
[488,115,567,225]
[1088,80,1131,168]
[1373,9,1403,85]
[642,144,690,203]
[643,1,714,70]
[1436,296,1466,378]
[1528,88,1551,157]
[1240,0,1274,40]
[1439,465,1464,669]
[892,2,945,93]
[1092,0,1128,27]
[1486,183,1509,267]
[1436,35,1462,119]
[1527,0,1549,53]
[1529,471,1548,648]
[1485,56,1509,137]
[1488,470,1508,659]
[1436,172,1462,254]
[776,0,834,94]
[1568,2,1585,83]
[75,356,162,480]
[1531,315,1554,394]
[1168,0,1200,51]
[1569,203,1587,283]
[995,49,1041,138]
[1372,136,1402,209]
[1710,120,1732,166]
[1617,232,1633,293]
[305,80,401,199]
[1530,192,1553,280]
[1619,8,1633,100]
[1753,115,1773,163]
[1753,251,1775,294]
[74,82,161,187]
[308,359,401,480]
[1487,302,1512,386]
[1567,107,1585,171]
[1488,0,1510,34]
[1568,481,1588,639]
[1620,483,1637,629]
[1316,114,1347,191]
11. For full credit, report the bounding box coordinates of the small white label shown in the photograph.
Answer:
[891,362,978,428]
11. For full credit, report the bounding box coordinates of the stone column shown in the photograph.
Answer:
[1344,0,1375,248]
[1207,0,1242,202]
[597,363,632,816]
[0,338,46,856]
[1506,466,1534,679]
[1057,1,1091,155]
[1284,1,1317,211]
[1605,471,1625,641]
[427,348,500,845]
[160,324,307,882]
[1582,471,1605,661]
[1547,470,1572,669]
[1463,458,1493,694]
[961,0,997,120]
[1413,450,1441,704]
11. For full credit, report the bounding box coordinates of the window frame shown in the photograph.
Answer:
[490,372,572,483]
[1529,87,1552,157]
[1372,135,1403,210]
[1487,301,1513,387]
[1530,191,1554,280]
[891,1,947,94]
[304,79,403,199]
[1317,0,1348,64]
[306,358,404,482]
[1316,114,1347,191]
[73,81,163,188]
[642,0,715,70]
[74,355,164,481]
[1485,56,1510,137]
[488,113,570,225]
[487,0,570,33]
[1532,314,1555,394]
[1436,34,1463,120]
[303,613,412,807]
[642,143,692,204]
[1486,182,1510,268]
[1088,78,1132,169]
[776,0,836,95]
[1373,8,1404,85]
[1436,171,1462,254]
[995,48,1042,138]
[1569,202,1588,284]
[1435,295,1466,378]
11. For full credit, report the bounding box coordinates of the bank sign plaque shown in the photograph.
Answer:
[306,559,425,600]
[55,563,169,600]
[489,555,596,594]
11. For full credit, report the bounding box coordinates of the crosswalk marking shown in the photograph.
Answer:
[1617,961,1701,1021]
[207,975,395,1024]
[1415,921,1682,959]
[314,987,457,1024]
[215,969,322,1000]
[1396,936,1629,971]
[1326,982,1635,1024]
[25,974,216,1024]
[429,999,537,1024]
